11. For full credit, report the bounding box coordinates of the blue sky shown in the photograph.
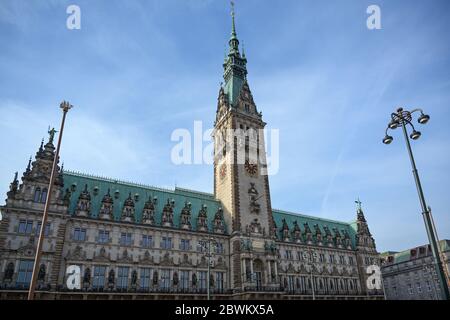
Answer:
[1,0,449,252]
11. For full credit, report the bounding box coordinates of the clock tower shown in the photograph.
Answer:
[213,4,277,293]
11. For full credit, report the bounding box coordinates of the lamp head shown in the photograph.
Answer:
[418,114,430,124]
[388,120,399,129]
[410,130,421,140]
[382,135,393,145]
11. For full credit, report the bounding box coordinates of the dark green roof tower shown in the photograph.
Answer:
[223,2,247,107]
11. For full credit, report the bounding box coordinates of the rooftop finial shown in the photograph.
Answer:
[231,1,236,37]
[26,156,32,171]
[355,198,362,211]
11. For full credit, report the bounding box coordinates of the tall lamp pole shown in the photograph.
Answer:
[382,107,449,300]
[302,248,317,300]
[28,101,73,300]
[198,236,218,300]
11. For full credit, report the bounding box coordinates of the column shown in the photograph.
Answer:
[242,258,247,282]
[268,260,272,283]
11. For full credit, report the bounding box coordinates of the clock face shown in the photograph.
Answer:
[219,163,227,180]
[244,160,258,176]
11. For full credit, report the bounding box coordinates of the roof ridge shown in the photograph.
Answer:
[63,170,176,193]
[175,186,215,198]
[273,208,350,226]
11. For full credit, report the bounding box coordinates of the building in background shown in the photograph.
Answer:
[380,240,450,300]
[0,6,383,300]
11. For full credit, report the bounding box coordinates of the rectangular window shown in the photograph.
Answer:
[142,235,153,248]
[161,237,172,249]
[329,254,335,264]
[16,260,34,286]
[73,227,87,241]
[120,233,133,246]
[117,267,129,289]
[160,269,171,289]
[197,240,206,252]
[319,254,325,263]
[18,220,33,234]
[417,283,422,293]
[215,242,224,254]
[140,268,151,290]
[199,271,207,290]
[180,270,190,289]
[427,281,432,292]
[285,250,292,260]
[339,256,345,265]
[93,266,106,289]
[349,257,354,265]
[180,239,190,251]
[408,284,413,295]
[98,230,110,243]
[36,222,51,236]
[216,272,224,290]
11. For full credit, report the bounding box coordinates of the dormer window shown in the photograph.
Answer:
[245,104,250,113]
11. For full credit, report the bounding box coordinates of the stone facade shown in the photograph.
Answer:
[0,7,383,300]
[380,240,450,300]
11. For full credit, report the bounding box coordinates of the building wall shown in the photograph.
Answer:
[381,242,450,300]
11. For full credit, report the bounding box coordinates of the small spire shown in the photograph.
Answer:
[13,171,18,182]
[242,41,246,58]
[61,162,64,172]
[231,1,236,38]
[26,156,32,171]
[355,198,362,211]
[39,138,44,152]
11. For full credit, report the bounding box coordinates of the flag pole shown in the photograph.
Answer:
[28,101,73,300]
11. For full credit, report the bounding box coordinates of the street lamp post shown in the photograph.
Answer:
[382,107,449,300]
[28,101,73,300]
[198,236,218,300]
[302,248,317,300]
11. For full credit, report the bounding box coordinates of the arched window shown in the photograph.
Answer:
[34,188,41,202]
[40,188,48,203]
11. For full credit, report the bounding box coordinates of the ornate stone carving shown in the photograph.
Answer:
[93,247,110,262]
[213,207,225,234]
[75,184,91,217]
[142,196,157,225]
[248,183,261,214]
[65,245,86,261]
[99,189,114,220]
[121,193,135,222]
[280,218,290,242]
[303,223,313,244]
[292,220,302,243]
[197,204,208,232]
[179,201,192,230]
[314,224,323,245]
[161,199,175,227]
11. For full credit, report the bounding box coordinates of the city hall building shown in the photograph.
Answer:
[0,8,383,300]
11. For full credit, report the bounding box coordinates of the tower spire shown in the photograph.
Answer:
[223,1,247,107]
[231,1,237,39]
[228,1,239,55]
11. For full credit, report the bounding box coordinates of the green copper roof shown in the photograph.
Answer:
[63,171,359,247]
[272,209,357,248]
[63,171,225,233]
[382,240,450,264]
